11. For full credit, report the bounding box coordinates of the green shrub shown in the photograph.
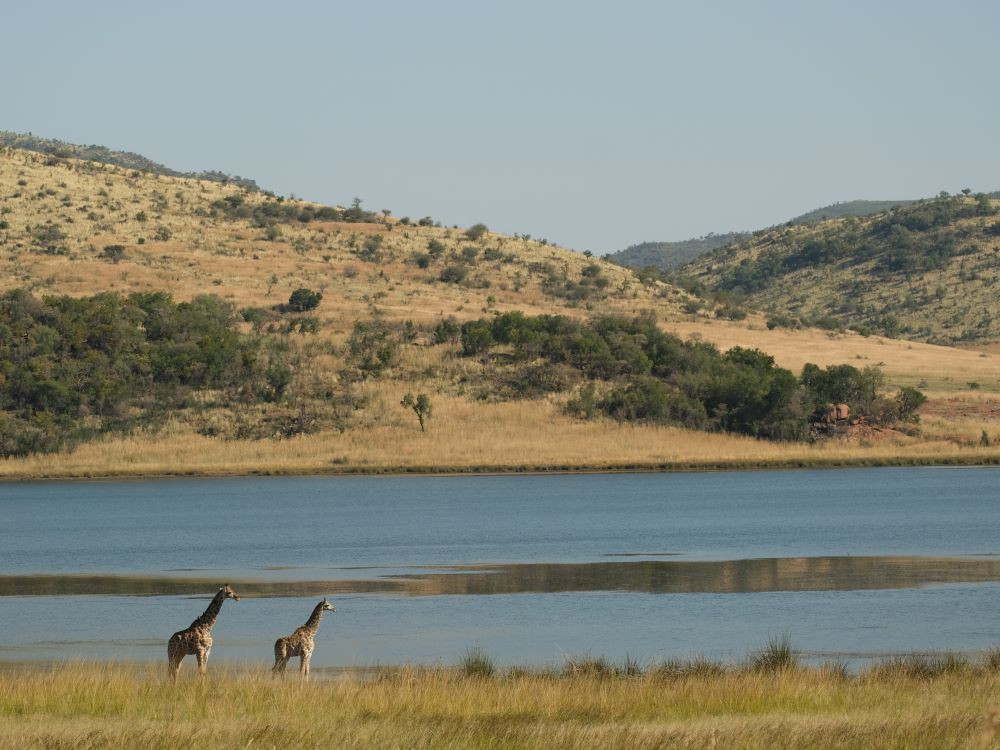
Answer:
[464,223,488,241]
[282,288,323,313]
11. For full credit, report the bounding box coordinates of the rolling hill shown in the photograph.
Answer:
[678,193,1000,344]
[607,200,919,272]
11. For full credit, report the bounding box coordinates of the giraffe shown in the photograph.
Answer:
[167,583,240,680]
[272,598,336,677]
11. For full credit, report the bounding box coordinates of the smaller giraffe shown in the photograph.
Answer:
[272,598,336,677]
[167,583,240,680]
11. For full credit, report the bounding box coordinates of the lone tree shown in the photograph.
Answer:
[401,392,432,432]
[285,288,323,312]
[464,223,488,241]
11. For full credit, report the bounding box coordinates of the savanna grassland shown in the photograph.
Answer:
[2,144,1000,478]
[4,654,1000,749]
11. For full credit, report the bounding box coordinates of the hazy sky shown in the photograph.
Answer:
[4,1,999,253]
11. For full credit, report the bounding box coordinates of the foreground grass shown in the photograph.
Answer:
[3,654,1000,749]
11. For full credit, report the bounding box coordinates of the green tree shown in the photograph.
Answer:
[284,288,322,312]
[465,223,488,241]
[401,392,432,432]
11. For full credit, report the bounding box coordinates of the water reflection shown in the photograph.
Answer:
[4,556,1000,597]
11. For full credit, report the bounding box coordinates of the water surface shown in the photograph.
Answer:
[2,467,999,668]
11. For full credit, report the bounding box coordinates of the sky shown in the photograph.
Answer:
[4,1,999,254]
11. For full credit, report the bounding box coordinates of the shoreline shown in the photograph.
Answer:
[2,452,1000,483]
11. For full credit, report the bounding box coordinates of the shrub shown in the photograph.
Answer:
[348,320,399,377]
[598,376,708,428]
[464,223,488,241]
[102,244,126,263]
[433,317,461,344]
[282,288,322,313]
[439,264,468,284]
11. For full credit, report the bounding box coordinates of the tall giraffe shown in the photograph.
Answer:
[272,598,336,677]
[167,583,240,680]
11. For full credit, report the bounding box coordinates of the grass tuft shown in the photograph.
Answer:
[749,635,798,672]
[459,646,496,678]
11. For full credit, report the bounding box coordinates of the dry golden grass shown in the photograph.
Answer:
[2,389,998,480]
[2,661,1000,749]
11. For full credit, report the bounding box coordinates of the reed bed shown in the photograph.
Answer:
[3,651,1000,749]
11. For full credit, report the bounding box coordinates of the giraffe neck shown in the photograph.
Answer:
[302,603,326,634]
[191,589,227,630]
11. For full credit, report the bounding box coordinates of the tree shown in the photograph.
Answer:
[401,392,432,432]
[465,223,488,241]
[285,288,322,312]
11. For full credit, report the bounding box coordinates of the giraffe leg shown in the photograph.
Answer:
[273,656,289,675]
[167,641,184,681]
[300,652,311,678]
[196,647,210,675]
[167,652,183,681]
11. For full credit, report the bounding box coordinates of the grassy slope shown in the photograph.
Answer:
[2,145,1000,477]
[2,662,1000,749]
[681,197,1000,344]
[606,201,916,273]
[605,232,748,271]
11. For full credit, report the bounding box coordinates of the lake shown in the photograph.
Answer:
[2,467,1000,670]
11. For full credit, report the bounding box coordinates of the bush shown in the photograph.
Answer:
[598,376,708,428]
[433,317,461,344]
[348,320,399,377]
[464,223,488,241]
[439,264,468,284]
[282,288,322,313]
[716,305,747,321]
[102,244,126,263]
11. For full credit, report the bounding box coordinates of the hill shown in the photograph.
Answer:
[678,193,1000,344]
[1,142,1000,477]
[608,200,918,273]
[605,233,748,271]
[788,199,915,224]
[0,131,259,191]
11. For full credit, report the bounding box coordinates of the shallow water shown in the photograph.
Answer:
[2,467,999,668]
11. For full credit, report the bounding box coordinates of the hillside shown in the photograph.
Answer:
[605,233,748,272]
[2,143,1000,477]
[678,194,1000,345]
[607,200,919,273]
[0,131,259,190]
[787,199,915,224]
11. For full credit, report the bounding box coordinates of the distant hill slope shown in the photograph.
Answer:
[678,194,1000,344]
[788,199,915,224]
[0,131,259,191]
[605,233,748,271]
[608,200,918,273]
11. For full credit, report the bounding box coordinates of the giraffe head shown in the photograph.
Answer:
[321,597,336,612]
[222,583,240,602]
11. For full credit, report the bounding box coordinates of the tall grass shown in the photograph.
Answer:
[2,656,1000,749]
